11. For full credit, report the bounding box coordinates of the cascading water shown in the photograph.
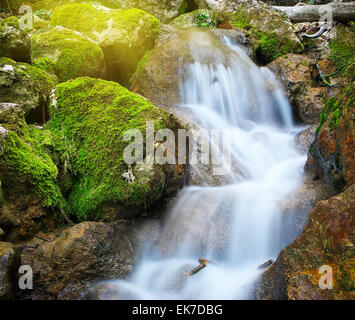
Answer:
[98,31,307,299]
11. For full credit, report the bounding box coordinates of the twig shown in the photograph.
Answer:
[60,208,75,226]
[311,52,340,88]
[188,258,215,276]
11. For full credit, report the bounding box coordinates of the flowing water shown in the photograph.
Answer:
[99,31,307,299]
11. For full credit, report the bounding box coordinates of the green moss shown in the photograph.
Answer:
[0,126,64,208]
[213,5,303,63]
[316,79,354,133]
[50,4,161,85]
[50,3,108,40]
[129,49,153,84]
[48,77,171,221]
[0,57,57,114]
[31,27,106,82]
[1,16,19,28]
[32,56,56,75]
[328,23,355,70]
[179,0,188,15]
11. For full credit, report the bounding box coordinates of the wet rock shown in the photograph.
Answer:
[50,77,188,221]
[0,57,57,124]
[0,242,18,300]
[0,17,31,63]
[30,26,107,82]
[130,28,240,106]
[257,183,355,300]
[295,125,317,154]
[15,219,161,299]
[267,54,339,124]
[50,3,161,85]
[306,85,355,194]
[211,0,304,63]
[280,177,328,247]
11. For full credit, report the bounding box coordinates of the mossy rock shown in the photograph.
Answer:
[0,57,57,124]
[50,3,161,85]
[0,16,31,63]
[48,77,184,221]
[115,0,189,23]
[0,124,64,209]
[211,0,303,63]
[169,9,215,29]
[31,26,106,82]
[328,23,355,71]
[130,28,236,106]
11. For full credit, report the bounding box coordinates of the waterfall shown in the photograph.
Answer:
[96,31,307,300]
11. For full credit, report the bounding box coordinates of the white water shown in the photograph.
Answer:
[98,33,306,300]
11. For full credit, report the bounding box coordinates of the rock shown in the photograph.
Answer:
[0,227,4,239]
[30,26,106,82]
[0,16,31,63]
[0,103,24,124]
[0,242,18,300]
[295,125,317,154]
[211,0,304,63]
[0,57,57,124]
[280,177,328,247]
[49,77,187,221]
[169,9,215,29]
[112,0,191,23]
[15,219,161,299]
[256,183,355,300]
[50,3,161,85]
[0,125,65,241]
[130,28,242,106]
[210,28,259,60]
[306,75,355,194]
[267,54,339,124]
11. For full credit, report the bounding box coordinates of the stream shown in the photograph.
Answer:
[99,31,307,300]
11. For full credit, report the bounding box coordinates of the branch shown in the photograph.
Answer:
[274,2,355,22]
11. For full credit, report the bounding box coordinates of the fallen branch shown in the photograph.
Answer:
[274,2,355,22]
[311,52,340,88]
[188,258,215,276]
[258,259,274,269]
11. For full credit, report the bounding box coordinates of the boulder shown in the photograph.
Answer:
[211,0,304,63]
[295,125,317,154]
[30,26,106,82]
[130,28,247,106]
[50,3,161,85]
[15,219,161,299]
[0,57,57,124]
[0,242,18,299]
[49,77,187,221]
[0,124,65,241]
[256,183,355,300]
[169,9,215,28]
[267,54,339,124]
[0,16,31,63]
